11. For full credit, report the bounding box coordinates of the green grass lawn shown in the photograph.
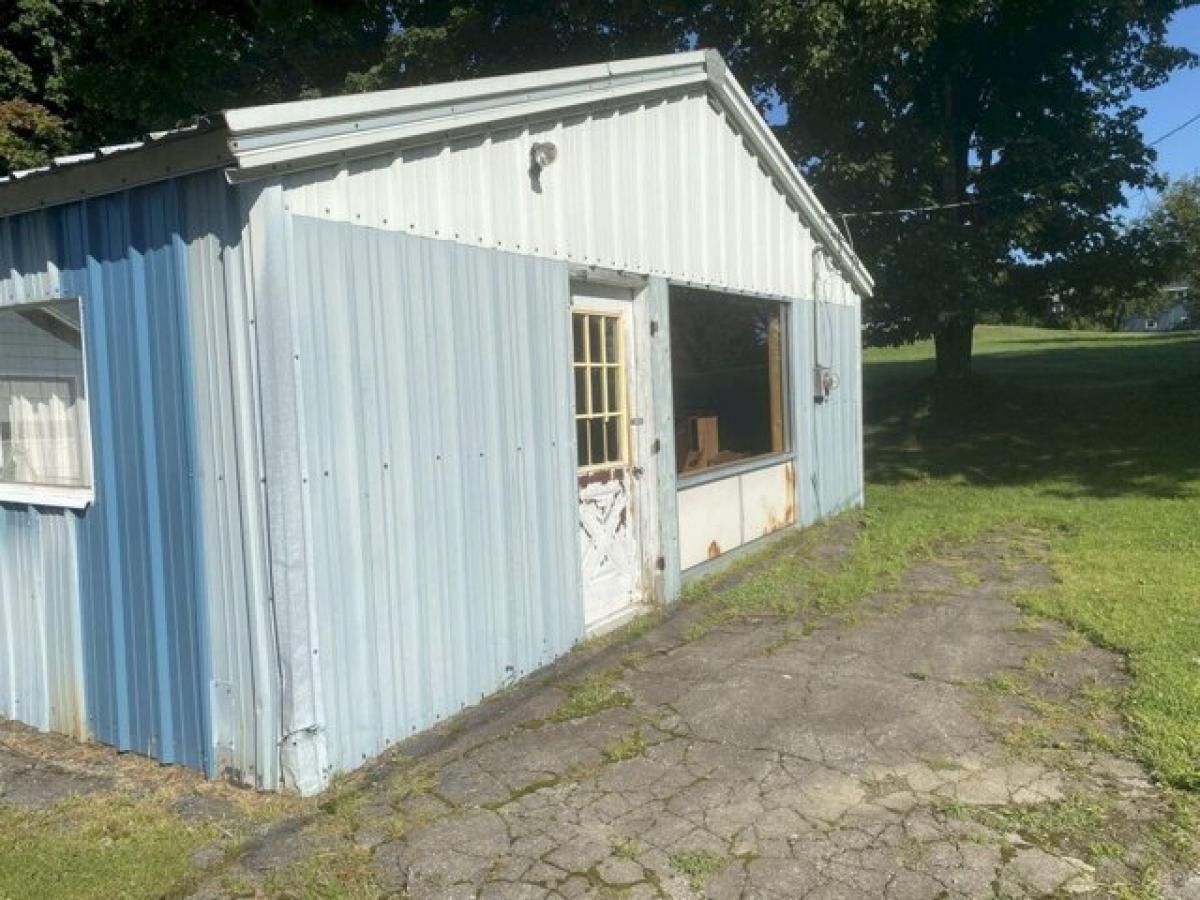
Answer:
[862,325,1200,789]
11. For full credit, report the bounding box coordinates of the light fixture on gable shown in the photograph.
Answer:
[529,141,558,192]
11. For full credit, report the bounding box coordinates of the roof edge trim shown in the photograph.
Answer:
[223,68,710,179]
[0,126,233,218]
[700,51,873,295]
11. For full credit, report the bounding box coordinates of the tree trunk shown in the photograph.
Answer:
[934,313,975,379]
[1111,302,1126,332]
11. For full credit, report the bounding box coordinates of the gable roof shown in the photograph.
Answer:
[0,50,872,295]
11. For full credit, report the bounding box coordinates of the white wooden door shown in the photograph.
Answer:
[573,287,641,633]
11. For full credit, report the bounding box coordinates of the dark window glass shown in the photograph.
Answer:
[670,288,786,475]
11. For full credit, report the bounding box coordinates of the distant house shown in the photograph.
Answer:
[1124,300,1191,332]
[0,51,870,793]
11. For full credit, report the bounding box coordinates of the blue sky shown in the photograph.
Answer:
[1124,7,1200,217]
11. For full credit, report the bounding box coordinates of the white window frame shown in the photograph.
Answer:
[0,297,95,510]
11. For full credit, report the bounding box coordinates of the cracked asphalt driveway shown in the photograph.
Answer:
[182,528,1195,898]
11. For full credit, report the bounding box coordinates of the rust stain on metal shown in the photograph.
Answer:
[707,540,722,560]
[55,684,88,741]
[761,462,797,536]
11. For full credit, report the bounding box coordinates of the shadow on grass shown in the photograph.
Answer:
[865,336,1200,500]
[998,331,1197,347]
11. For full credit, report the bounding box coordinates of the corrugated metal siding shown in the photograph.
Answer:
[278,93,842,307]
[793,297,864,523]
[0,210,86,737]
[0,209,59,304]
[1,177,244,772]
[51,180,212,772]
[259,215,581,782]
[0,505,85,736]
[179,174,279,787]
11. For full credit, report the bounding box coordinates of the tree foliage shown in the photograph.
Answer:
[1146,175,1200,296]
[1,1,695,159]
[345,1,695,92]
[0,0,74,172]
[60,1,395,146]
[1044,221,1176,331]
[701,0,1196,374]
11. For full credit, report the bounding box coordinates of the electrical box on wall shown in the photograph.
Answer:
[814,365,839,401]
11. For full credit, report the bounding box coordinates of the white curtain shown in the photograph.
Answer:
[1,380,85,487]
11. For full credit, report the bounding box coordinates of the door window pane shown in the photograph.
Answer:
[572,311,627,469]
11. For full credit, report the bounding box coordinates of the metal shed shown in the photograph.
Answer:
[0,50,870,794]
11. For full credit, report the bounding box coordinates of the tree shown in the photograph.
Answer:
[1145,175,1200,298]
[702,1,1197,376]
[59,1,395,148]
[0,0,76,173]
[343,1,695,92]
[1046,220,1177,331]
[3,1,694,165]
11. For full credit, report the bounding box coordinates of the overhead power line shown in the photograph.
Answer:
[835,106,1200,222]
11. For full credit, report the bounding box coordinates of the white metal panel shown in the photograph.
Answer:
[225,50,871,297]
[740,461,797,540]
[278,92,847,307]
[677,459,797,570]
[678,475,742,569]
[254,215,582,789]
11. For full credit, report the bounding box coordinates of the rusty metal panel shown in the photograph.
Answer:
[678,475,743,570]
[256,215,581,786]
[677,459,796,570]
[741,460,797,538]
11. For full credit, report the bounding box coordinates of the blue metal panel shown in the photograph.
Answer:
[0,505,86,737]
[51,179,212,773]
[793,298,863,522]
[0,211,88,739]
[263,216,581,782]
